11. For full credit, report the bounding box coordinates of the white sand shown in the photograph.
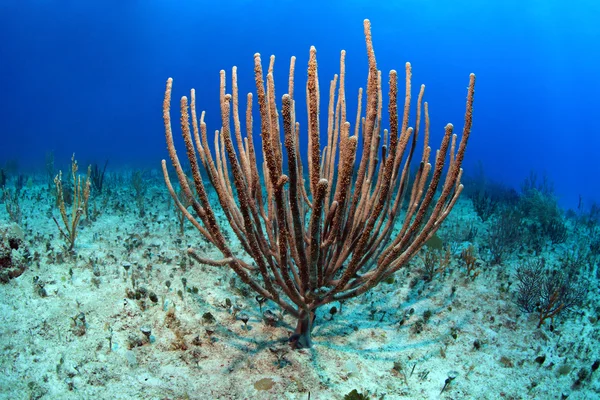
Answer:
[0,176,598,399]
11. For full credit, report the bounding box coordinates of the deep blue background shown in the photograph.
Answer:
[1,0,598,208]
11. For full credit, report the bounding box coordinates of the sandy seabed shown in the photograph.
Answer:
[0,174,599,400]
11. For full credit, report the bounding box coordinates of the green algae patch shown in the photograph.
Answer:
[254,378,275,391]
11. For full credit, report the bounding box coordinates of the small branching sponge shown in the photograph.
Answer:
[53,154,91,252]
[515,258,586,328]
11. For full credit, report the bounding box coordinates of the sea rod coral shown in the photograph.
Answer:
[161,19,475,349]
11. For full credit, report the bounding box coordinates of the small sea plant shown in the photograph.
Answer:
[53,154,91,252]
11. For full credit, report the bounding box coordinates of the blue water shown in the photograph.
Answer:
[1,0,598,209]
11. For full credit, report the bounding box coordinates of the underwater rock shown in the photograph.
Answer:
[0,222,29,283]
